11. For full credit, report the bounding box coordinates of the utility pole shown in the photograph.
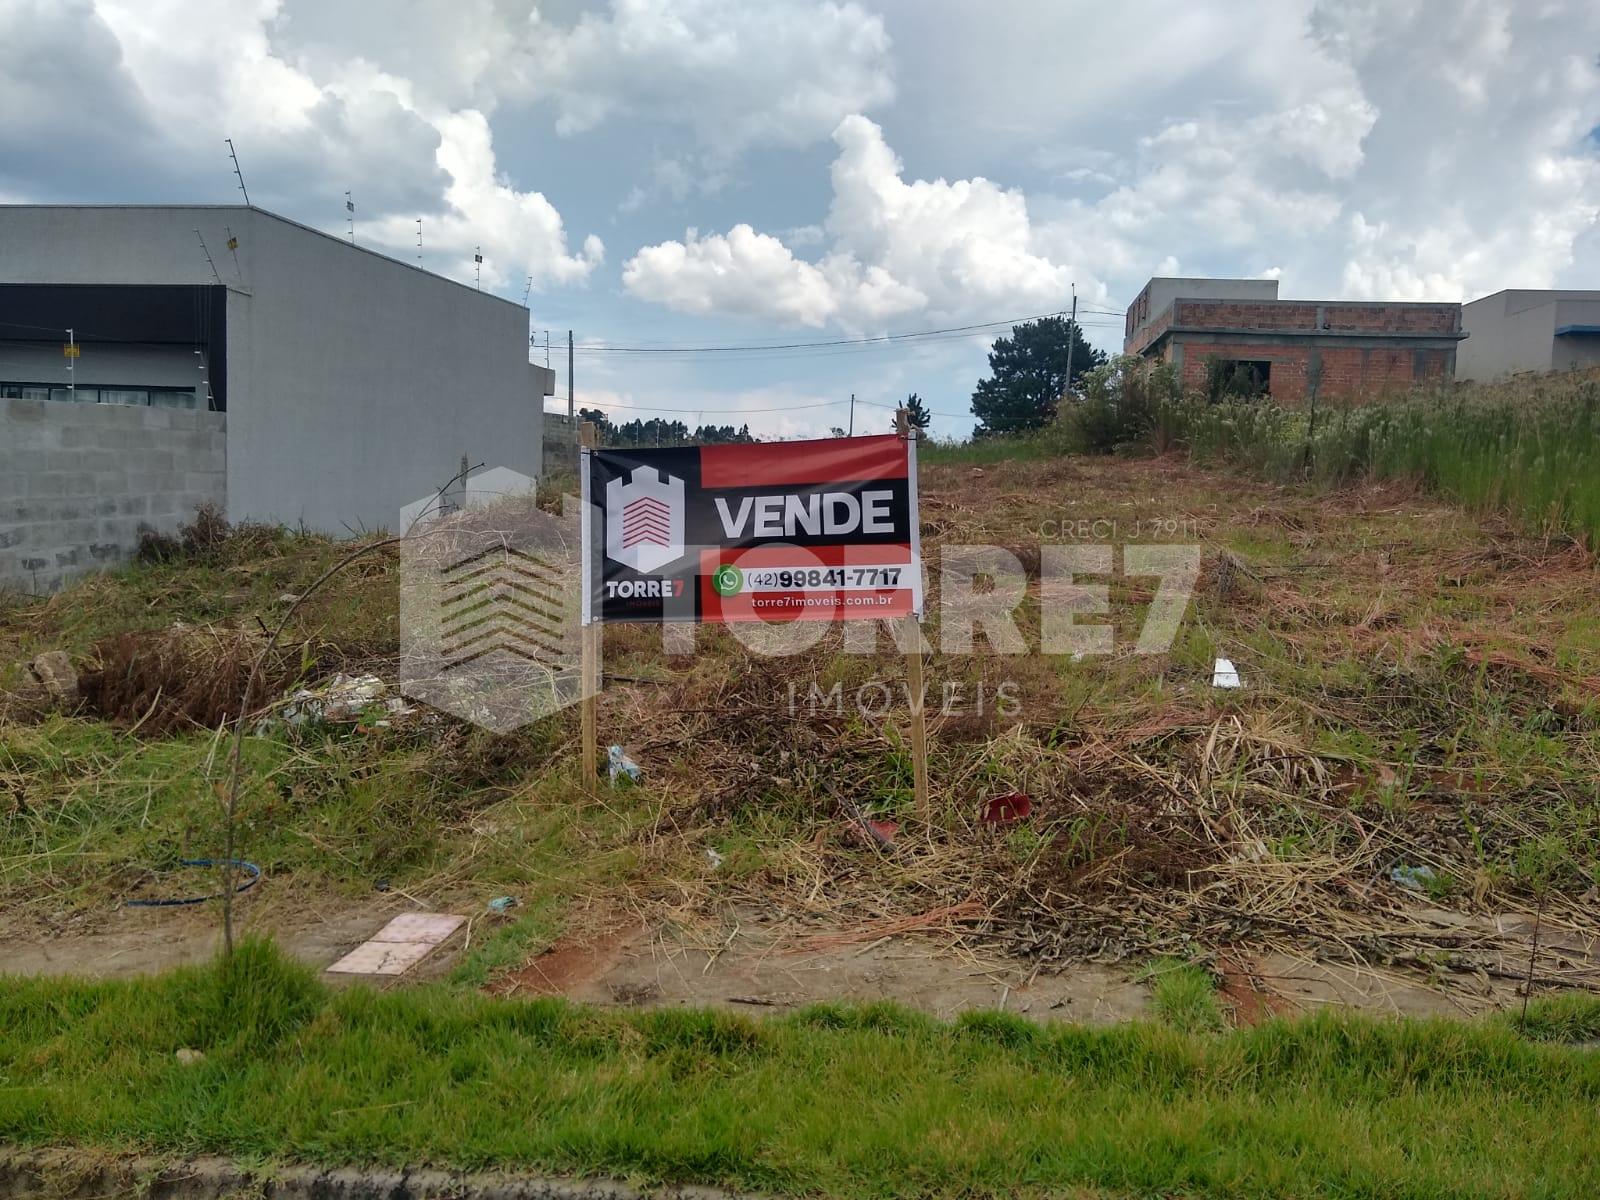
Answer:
[848,392,856,436]
[568,329,576,462]
[1064,282,1078,401]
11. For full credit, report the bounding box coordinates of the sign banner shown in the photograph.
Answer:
[582,434,922,624]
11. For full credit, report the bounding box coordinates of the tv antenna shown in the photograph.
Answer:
[521,275,532,307]
[474,246,483,291]
[345,192,355,243]
[416,218,423,264]
[225,138,250,206]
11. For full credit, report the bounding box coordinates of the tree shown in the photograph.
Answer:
[899,393,932,432]
[578,407,615,441]
[577,408,757,447]
[969,317,1107,437]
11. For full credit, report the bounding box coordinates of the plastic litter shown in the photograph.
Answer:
[608,745,642,785]
[265,673,414,732]
[1212,657,1243,688]
[705,848,724,869]
[982,792,1033,825]
[1390,864,1439,892]
[487,895,518,914]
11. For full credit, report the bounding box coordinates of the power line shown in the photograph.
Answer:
[567,398,847,415]
[575,308,1121,354]
[856,397,968,419]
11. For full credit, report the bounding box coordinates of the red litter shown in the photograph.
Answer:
[846,818,899,848]
[981,792,1032,824]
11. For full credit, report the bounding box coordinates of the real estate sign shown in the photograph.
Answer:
[582,434,922,624]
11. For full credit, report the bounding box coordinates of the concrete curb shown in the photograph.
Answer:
[0,1147,754,1200]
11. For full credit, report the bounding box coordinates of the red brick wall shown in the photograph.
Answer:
[1170,299,1459,336]
[1177,342,1454,404]
[1174,300,1319,332]
[1125,304,1171,356]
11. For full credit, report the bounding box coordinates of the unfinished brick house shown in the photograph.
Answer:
[1123,278,1464,403]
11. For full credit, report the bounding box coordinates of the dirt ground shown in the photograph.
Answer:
[5,452,1600,1026]
[4,879,1596,1026]
[0,890,451,983]
[485,902,1597,1023]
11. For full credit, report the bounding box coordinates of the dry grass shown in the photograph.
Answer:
[3,454,1599,1006]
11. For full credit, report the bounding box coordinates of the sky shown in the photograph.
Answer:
[3,0,1598,439]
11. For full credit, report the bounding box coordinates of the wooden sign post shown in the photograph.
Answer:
[896,407,930,822]
[579,420,600,793]
[582,424,926,815]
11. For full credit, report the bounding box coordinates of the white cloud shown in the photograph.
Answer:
[513,0,894,156]
[2,0,600,291]
[1311,0,1600,299]
[623,116,1080,328]
[624,224,840,325]
[624,0,1600,335]
[363,109,602,286]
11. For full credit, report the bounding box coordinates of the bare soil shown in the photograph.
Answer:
[0,888,466,983]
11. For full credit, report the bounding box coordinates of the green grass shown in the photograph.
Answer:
[919,430,1065,465]
[2,941,1598,1199]
[1137,958,1227,1034]
[1166,374,1600,544]
[0,713,647,924]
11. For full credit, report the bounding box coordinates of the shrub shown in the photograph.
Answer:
[1060,355,1183,454]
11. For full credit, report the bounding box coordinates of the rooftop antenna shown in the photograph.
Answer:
[544,330,551,368]
[225,138,250,206]
[224,226,242,281]
[345,192,355,243]
[416,218,423,264]
[521,275,532,307]
[474,246,483,291]
[194,229,223,284]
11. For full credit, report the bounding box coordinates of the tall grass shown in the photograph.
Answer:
[1062,359,1600,543]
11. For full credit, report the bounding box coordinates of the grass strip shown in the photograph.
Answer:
[1,940,1597,1199]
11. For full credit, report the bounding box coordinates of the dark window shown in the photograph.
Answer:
[1204,357,1272,402]
[1,382,200,408]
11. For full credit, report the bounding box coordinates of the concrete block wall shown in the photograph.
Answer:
[0,398,226,594]
[543,412,579,479]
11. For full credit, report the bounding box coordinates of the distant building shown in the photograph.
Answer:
[0,205,553,593]
[1457,290,1600,381]
[1123,277,1464,403]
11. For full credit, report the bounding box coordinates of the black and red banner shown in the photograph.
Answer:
[582,434,922,624]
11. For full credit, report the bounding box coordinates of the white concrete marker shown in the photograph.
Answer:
[326,912,466,976]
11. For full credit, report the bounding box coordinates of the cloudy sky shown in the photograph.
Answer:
[4,0,1598,438]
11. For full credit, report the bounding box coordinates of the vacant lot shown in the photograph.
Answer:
[3,444,1597,1021]
[5,431,1600,1197]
